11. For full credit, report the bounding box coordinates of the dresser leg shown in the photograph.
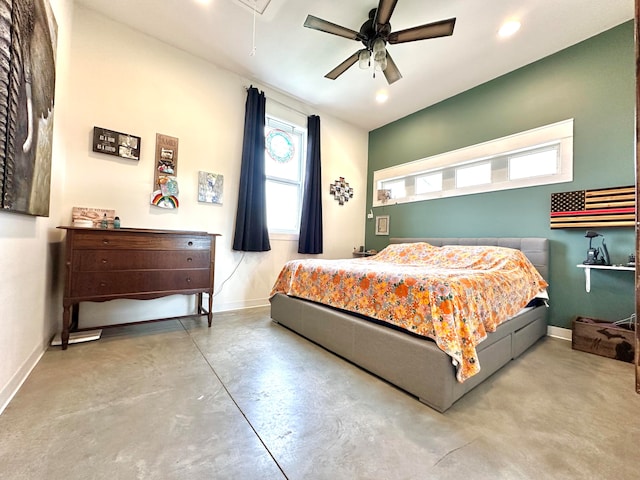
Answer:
[208,292,213,327]
[71,304,80,331]
[62,305,71,350]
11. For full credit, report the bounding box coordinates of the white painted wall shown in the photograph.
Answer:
[58,5,369,326]
[0,0,74,413]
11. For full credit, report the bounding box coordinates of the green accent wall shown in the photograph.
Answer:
[366,21,635,329]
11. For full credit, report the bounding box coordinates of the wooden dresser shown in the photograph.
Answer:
[58,227,219,349]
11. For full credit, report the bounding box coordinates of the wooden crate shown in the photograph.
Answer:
[571,317,635,363]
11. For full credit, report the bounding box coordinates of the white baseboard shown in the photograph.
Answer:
[547,325,572,341]
[0,342,46,416]
[213,298,270,312]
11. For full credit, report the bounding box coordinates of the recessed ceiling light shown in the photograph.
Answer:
[376,90,389,103]
[498,20,521,38]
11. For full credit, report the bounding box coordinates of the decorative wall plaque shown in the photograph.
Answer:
[150,134,180,209]
[92,126,140,160]
[550,185,634,228]
[329,177,354,206]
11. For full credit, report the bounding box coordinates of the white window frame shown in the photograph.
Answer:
[264,115,306,237]
[372,119,574,207]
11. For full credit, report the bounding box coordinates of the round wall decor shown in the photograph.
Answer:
[266,129,295,163]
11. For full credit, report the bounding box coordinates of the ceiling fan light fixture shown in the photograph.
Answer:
[358,49,371,69]
[372,37,386,54]
[374,51,387,71]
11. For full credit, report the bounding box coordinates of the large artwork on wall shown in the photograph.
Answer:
[0,0,57,217]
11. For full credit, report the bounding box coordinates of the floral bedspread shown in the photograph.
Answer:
[270,242,548,382]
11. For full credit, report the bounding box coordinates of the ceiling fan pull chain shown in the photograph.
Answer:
[249,0,257,56]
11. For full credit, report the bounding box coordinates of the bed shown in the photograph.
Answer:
[269,237,549,412]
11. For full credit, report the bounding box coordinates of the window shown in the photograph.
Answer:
[456,162,491,188]
[381,178,407,199]
[508,146,558,180]
[415,172,443,194]
[372,119,574,206]
[265,116,306,234]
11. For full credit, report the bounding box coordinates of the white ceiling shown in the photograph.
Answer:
[74,0,633,131]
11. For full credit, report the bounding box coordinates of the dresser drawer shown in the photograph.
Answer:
[70,269,211,297]
[73,250,210,271]
[72,231,212,251]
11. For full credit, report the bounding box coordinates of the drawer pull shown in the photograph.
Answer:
[186,277,192,283]
[102,239,110,245]
[101,259,108,264]
[187,257,193,262]
[99,282,107,287]
[187,241,194,246]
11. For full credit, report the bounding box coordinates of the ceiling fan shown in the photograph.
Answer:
[303,0,456,85]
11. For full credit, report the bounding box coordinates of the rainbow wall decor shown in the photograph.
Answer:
[150,190,179,209]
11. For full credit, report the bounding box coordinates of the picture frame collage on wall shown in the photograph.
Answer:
[329,176,354,205]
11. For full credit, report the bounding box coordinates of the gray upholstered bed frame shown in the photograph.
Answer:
[270,237,549,412]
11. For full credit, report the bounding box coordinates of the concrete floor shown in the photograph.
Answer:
[0,306,638,479]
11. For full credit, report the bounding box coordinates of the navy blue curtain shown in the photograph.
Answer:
[233,87,271,252]
[298,115,323,254]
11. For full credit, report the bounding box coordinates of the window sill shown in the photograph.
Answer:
[269,233,299,242]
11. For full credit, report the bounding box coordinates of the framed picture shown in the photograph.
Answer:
[375,215,389,236]
[198,171,224,204]
[0,0,58,216]
[93,127,141,161]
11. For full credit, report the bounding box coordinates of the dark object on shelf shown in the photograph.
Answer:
[627,253,635,267]
[352,250,376,257]
[583,231,610,265]
[572,317,635,363]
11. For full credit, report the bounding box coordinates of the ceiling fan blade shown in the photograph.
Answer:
[325,51,361,80]
[383,50,402,85]
[304,15,361,41]
[374,0,399,27]
[388,17,456,44]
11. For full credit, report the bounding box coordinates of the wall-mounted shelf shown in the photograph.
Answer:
[576,264,635,292]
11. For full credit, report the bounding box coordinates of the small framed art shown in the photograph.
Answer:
[375,215,389,235]
[198,171,224,204]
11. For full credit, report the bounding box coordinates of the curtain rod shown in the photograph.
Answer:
[244,85,312,118]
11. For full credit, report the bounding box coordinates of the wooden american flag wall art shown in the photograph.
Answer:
[550,186,635,228]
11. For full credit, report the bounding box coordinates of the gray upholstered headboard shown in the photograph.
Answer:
[389,237,549,281]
